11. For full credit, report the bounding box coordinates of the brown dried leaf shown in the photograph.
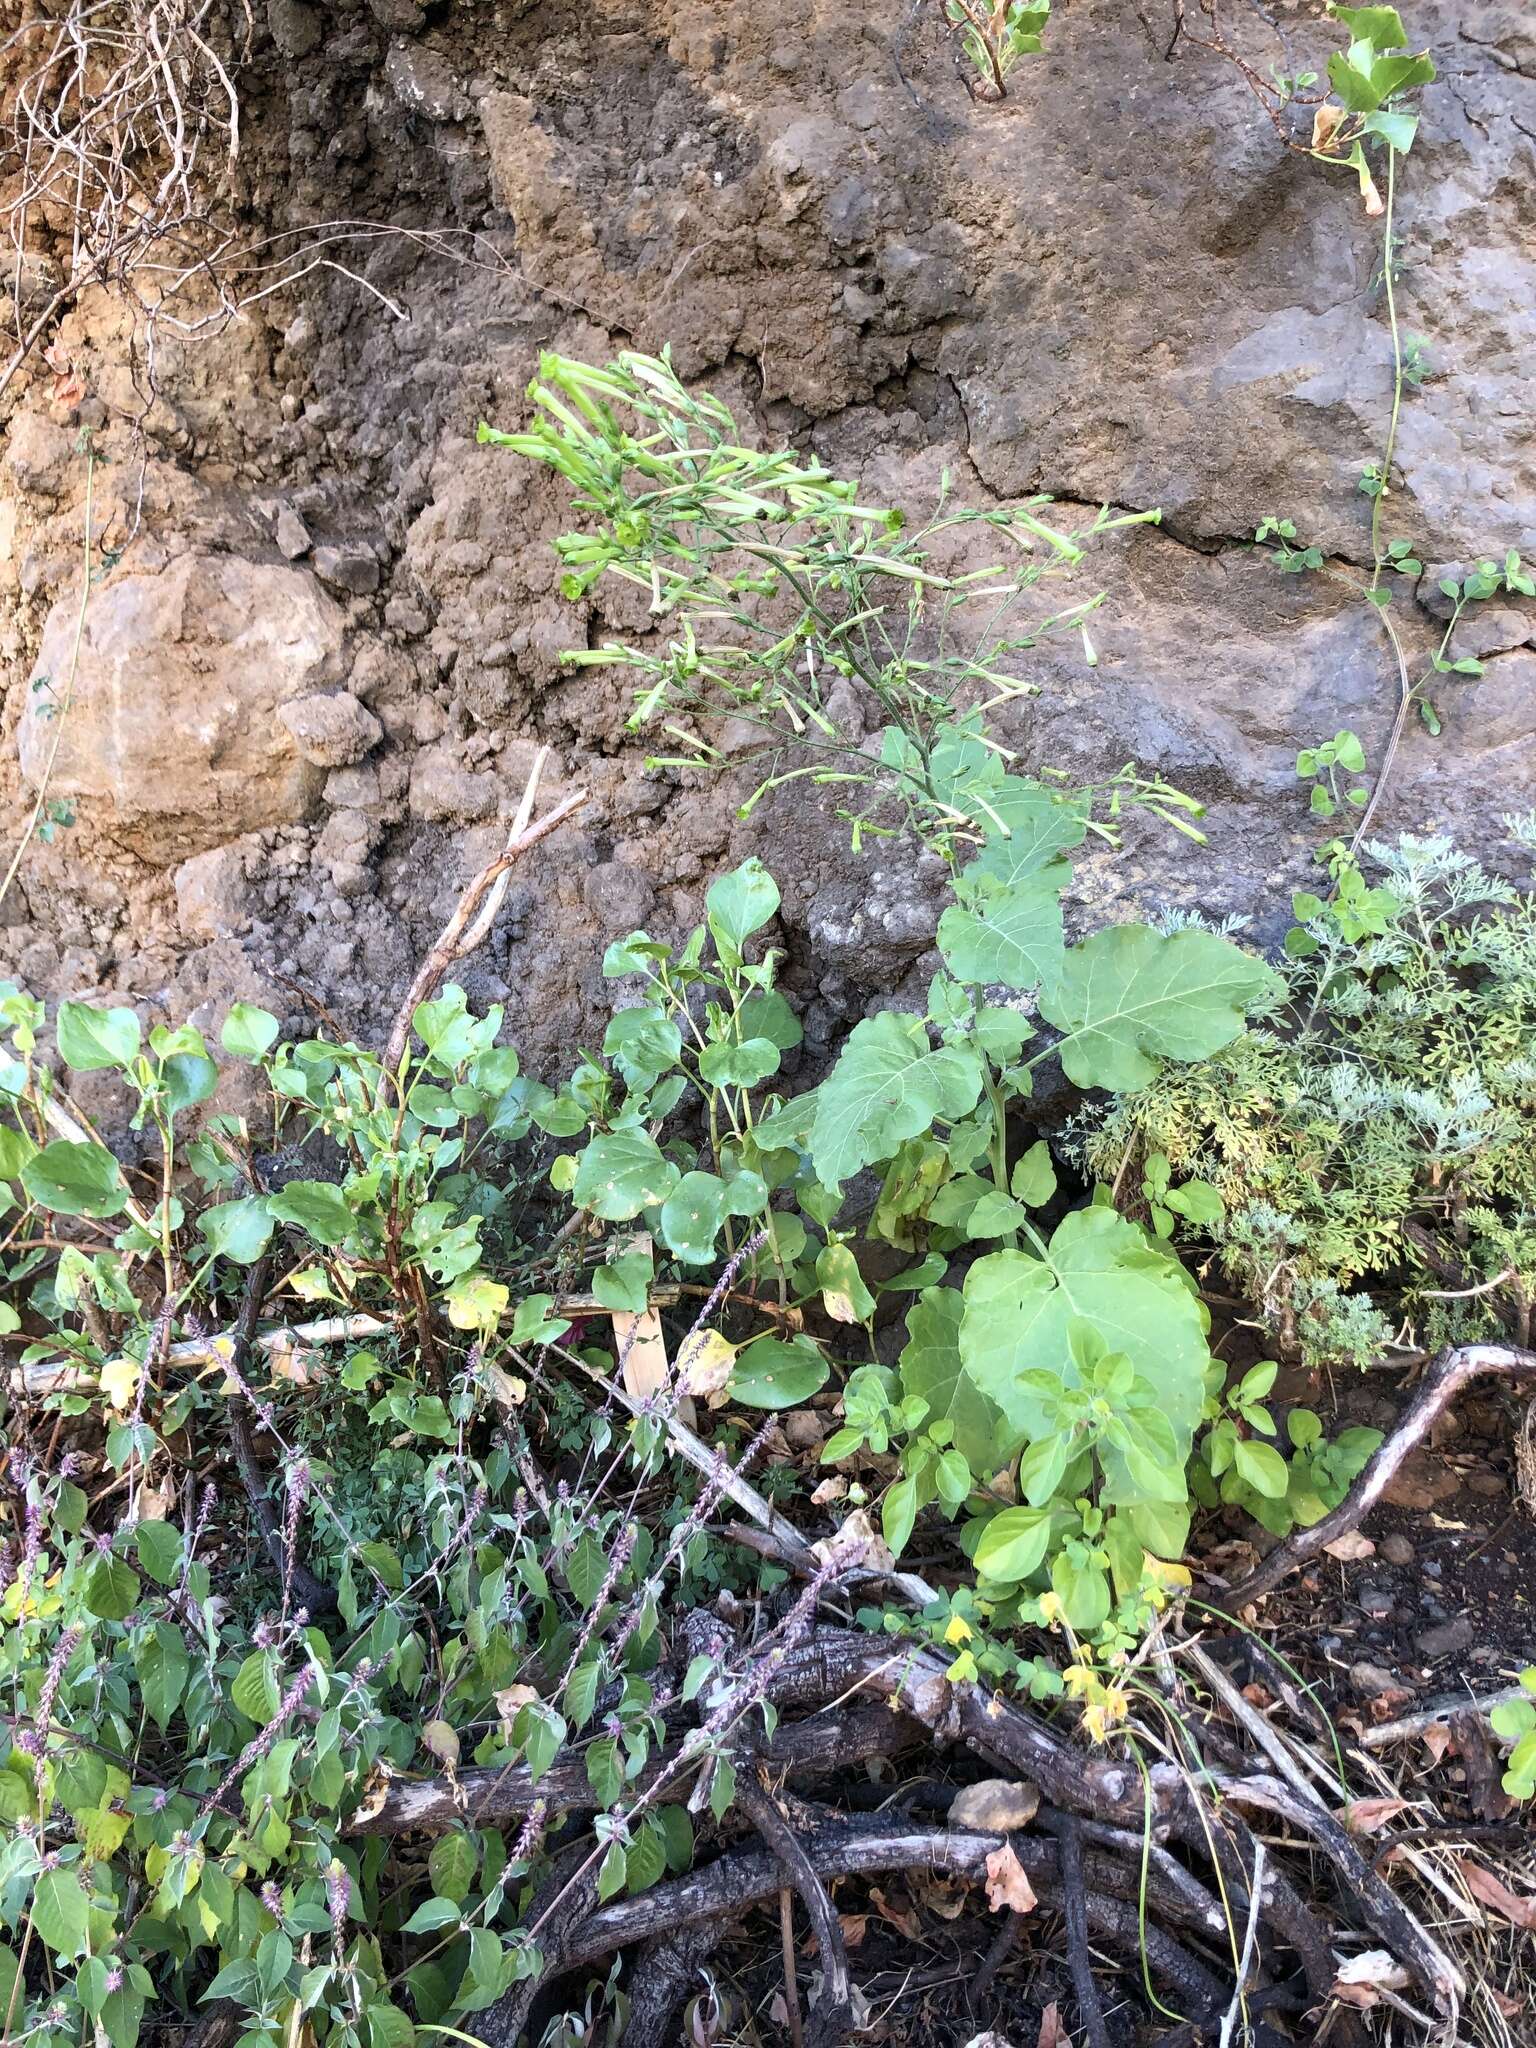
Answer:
[1036,2003,1072,2048]
[914,1873,968,1921]
[812,1508,892,1574]
[349,1759,395,1826]
[1459,1859,1536,1931]
[983,1840,1038,1915]
[1418,1721,1454,1765]
[810,1475,848,1506]
[1323,1531,1376,1562]
[1311,102,1347,154]
[494,1683,540,1740]
[1340,1796,1413,1837]
[1366,1687,1415,1722]
[869,1885,921,1940]
[838,1912,869,1949]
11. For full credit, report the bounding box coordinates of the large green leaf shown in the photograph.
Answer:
[56,1000,141,1072]
[967,779,1089,889]
[268,1180,354,1246]
[808,1012,983,1189]
[937,871,1065,993]
[897,1286,1014,1475]
[31,1867,91,1960]
[198,1195,274,1265]
[21,1140,128,1219]
[728,1334,829,1409]
[1039,925,1281,1091]
[935,781,1086,992]
[659,1170,727,1263]
[221,1002,280,1062]
[573,1129,680,1219]
[1329,3,1407,46]
[959,1208,1209,1503]
[706,858,779,958]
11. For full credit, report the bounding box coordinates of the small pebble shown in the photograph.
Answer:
[1358,1584,1395,1619]
[1381,1533,1416,1566]
[1415,1617,1475,1660]
[1350,1660,1401,1697]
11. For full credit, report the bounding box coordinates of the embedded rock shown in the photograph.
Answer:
[278,691,383,769]
[17,553,347,862]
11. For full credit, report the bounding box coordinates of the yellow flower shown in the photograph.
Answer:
[943,1613,973,1646]
[1082,1686,1130,1744]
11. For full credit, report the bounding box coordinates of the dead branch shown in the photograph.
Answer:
[1218,1343,1536,1611]
[617,1924,722,2048]
[1040,1810,1110,2048]
[734,1773,851,2048]
[1214,1772,1464,2006]
[1361,1684,1534,1750]
[553,1819,1229,2014]
[383,748,588,1073]
[344,1704,924,1837]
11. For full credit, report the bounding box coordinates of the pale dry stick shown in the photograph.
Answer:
[1216,1839,1264,2048]
[1361,1685,1534,1752]
[1185,1637,1482,1940]
[382,747,588,1073]
[1219,1342,1536,1611]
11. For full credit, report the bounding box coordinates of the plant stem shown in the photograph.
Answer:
[1369,148,1401,590]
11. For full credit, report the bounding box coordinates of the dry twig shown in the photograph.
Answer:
[383,747,587,1073]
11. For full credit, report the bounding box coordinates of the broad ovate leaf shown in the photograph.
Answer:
[936,780,1086,992]
[727,1334,829,1409]
[897,1286,1013,1475]
[56,1000,141,1072]
[959,1208,1209,1504]
[659,1170,727,1264]
[21,1139,128,1219]
[1039,925,1282,1092]
[937,870,1065,993]
[809,1011,983,1190]
[706,857,779,959]
[572,1129,680,1220]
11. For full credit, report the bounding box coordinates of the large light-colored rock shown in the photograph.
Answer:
[18,551,347,861]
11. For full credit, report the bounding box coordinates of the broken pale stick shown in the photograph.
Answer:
[383,745,588,1073]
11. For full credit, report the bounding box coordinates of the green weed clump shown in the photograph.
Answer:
[1076,833,1536,1375]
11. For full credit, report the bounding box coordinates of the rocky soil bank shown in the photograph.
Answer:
[2,0,1533,1082]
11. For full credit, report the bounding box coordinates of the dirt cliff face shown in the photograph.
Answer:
[2,0,1533,1073]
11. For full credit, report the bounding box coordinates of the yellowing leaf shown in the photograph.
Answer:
[447,1274,510,1333]
[1082,1687,1129,1743]
[677,1328,737,1398]
[422,1720,461,1766]
[100,1355,142,1410]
